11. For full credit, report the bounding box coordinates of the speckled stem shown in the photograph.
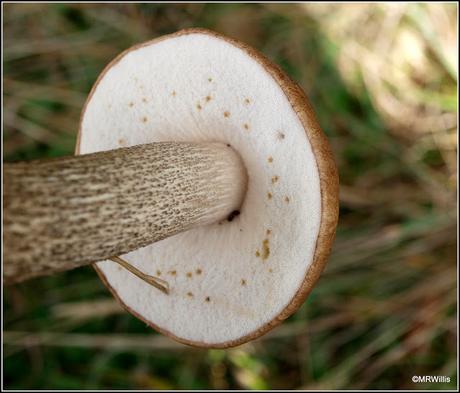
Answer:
[3,142,247,284]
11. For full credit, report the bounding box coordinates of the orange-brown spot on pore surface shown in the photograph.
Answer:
[269,268,273,273]
[168,270,177,276]
[196,268,202,275]
[244,98,250,104]
[205,95,212,102]
[262,239,270,260]
[186,272,192,278]
[196,103,202,110]
[267,192,273,200]
[142,116,148,123]
[284,196,290,203]
[255,250,260,258]
[142,97,147,103]
[241,279,246,286]
[156,270,161,276]
[278,131,285,140]
[266,229,272,236]
[208,77,212,82]
[187,292,193,297]
[224,111,230,118]
[205,296,211,302]
[268,156,273,163]
[271,176,279,184]
[243,123,250,130]
[118,138,127,147]
[172,90,176,96]
[128,102,134,107]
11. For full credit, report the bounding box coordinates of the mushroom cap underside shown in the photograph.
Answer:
[77,28,339,348]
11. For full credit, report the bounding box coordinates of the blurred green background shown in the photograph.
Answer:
[3,3,457,390]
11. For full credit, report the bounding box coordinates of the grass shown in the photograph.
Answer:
[3,3,457,390]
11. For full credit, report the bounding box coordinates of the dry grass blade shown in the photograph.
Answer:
[3,331,187,351]
[109,257,169,295]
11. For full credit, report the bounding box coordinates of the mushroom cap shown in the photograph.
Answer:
[77,28,339,348]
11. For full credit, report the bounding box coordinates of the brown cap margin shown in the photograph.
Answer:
[76,28,339,349]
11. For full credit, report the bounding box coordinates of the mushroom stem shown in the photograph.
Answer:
[4,142,247,284]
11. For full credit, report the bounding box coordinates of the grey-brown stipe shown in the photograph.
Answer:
[4,142,248,285]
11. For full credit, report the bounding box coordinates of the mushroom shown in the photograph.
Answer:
[4,28,338,348]
[76,28,338,348]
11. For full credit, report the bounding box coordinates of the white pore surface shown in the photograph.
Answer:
[79,32,321,345]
